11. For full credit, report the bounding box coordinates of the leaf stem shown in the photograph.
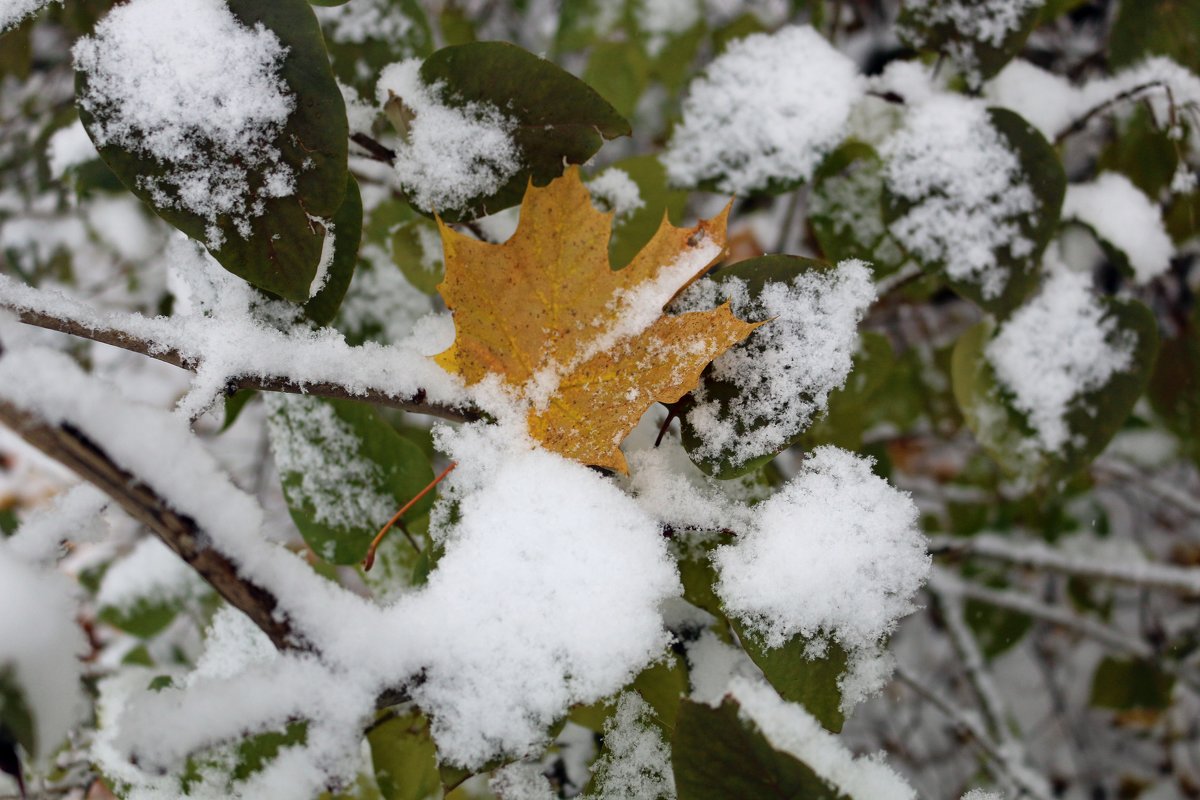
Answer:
[363,462,458,571]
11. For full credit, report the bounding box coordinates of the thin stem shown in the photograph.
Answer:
[363,462,458,571]
[1053,81,1166,145]
[350,133,397,165]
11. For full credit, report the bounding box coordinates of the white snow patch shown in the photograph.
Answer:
[47,120,100,179]
[883,94,1038,300]
[585,693,675,799]
[377,59,522,215]
[985,268,1137,453]
[714,447,928,654]
[589,168,645,221]
[662,25,864,194]
[0,0,60,32]
[1062,173,1173,283]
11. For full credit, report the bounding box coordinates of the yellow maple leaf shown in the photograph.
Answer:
[434,166,760,473]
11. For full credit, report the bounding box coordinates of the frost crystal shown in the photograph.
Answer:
[377,59,522,214]
[662,25,864,194]
[986,269,1136,453]
[73,0,296,250]
[883,95,1037,299]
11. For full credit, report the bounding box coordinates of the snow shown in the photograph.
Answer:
[315,0,417,45]
[675,259,874,468]
[729,677,918,800]
[376,59,522,215]
[1062,173,1173,283]
[987,56,1200,141]
[883,94,1038,300]
[714,447,928,654]
[961,791,1003,800]
[585,693,675,799]
[73,0,297,251]
[336,244,435,344]
[0,0,59,32]
[985,268,1136,453]
[96,536,207,614]
[403,422,681,766]
[490,763,557,799]
[898,0,1044,85]
[265,394,397,542]
[0,542,88,761]
[46,119,100,179]
[662,25,864,194]
[7,484,108,565]
[588,168,645,221]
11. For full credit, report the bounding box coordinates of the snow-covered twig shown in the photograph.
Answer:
[1093,458,1200,519]
[926,578,1054,800]
[927,533,1200,595]
[0,274,478,423]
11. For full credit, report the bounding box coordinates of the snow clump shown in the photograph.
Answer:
[662,25,864,194]
[985,268,1136,453]
[73,0,297,250]
[899,0,1045,86]
[377,59,522,215]
[1062,172,1173,284]
[883,94,1038,300]
[714,447,928,655]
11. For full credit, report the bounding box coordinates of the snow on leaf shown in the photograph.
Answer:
[434,166,760,473]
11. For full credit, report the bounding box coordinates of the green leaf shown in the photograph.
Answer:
[885,108,1065,318]
[1097,106,1179,198]
[729,619,847,733]
[801,332,895,451]
[898,0,1041,83]
[1149,306,1200,467]
[597,155,688,270]
[810,142,906,277]
[1110,0,1200,74]
[1089,656,1175,711]
[676,255,840,479]
[233,721,308,782]
[712,13,766,53]
[673,697,851,800]
[220,389,257,433]
[632,653,688,732]
[270,397,436,565]
[304,174,363,326]
[99,597,180,639]
[77,0,349,302]
[368,710,441,800]
[964,587,1033,660]
[645,21,706,91]
[414,41,630,221]
[0,508,17,537]
[951,298,1159,484]
[583,39,649,121]
[0,666,35,758]
[390,217,444,296]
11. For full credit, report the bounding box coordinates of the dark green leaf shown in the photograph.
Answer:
[1149,306,1200,468]
[304,174,363,326]
[0,666,35,758]
[729,620,847,733]
[801,332,895,451]
[898,0,1041,83]
[885,108,1065,317]
[77,0,349,302]
[951,298,1159,484]
[220,389,257,433]
[233,721,308,782]
[1089,656,1175,710]
[414,41,630,220]
[1110,0,1200,73]
[270,397,436,564]
[673,697,850,800]
[1098,106,1179,197]
[676,255,840,479]
[583,39,649,121]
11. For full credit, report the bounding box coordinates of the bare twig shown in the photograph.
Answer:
[350,132,397,165]
[1053,81,1165,145]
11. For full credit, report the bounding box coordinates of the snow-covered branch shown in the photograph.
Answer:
[0,274,478,423]
[927,533,1200,595]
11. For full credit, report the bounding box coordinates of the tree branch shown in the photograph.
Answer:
[0,397,309,654]
[1053,81,1165,145]
[3,296,480,424]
